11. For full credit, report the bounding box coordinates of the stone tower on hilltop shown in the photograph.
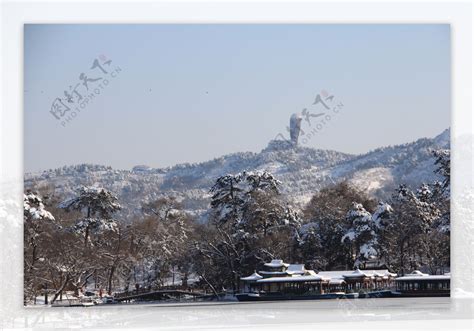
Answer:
[290,113,302,146]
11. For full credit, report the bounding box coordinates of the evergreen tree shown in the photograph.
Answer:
[60,186,121,246]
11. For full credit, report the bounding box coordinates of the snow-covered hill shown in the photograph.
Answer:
[24,129,450,222]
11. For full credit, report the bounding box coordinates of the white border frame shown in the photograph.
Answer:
[1,1,472,330]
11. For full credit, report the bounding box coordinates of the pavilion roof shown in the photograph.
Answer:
[343,269,370,278]
[395,270,450,281]
[319,269,397,279]
[245,263,398,283]
[259,271,287,275]
[286,264,306,275]
[256,274,326,283]
[329,279,346,285]
[264,259,290,268]
[395,274,450,281]
[240,272,263,281]
[408,270,429,276]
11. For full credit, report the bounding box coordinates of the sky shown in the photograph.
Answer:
[24,24,450,172]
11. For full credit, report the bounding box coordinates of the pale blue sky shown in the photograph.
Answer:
[24,24,450,172]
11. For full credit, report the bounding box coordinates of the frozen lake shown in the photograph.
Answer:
[96,296,452,310]
[10,297,473,330]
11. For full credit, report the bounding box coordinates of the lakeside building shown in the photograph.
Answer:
[318,269,397,292]
[241,260,328,295]
[395,270,450,297]
[238,259,449,301]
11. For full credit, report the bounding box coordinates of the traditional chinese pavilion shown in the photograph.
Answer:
[240,260,329,296]
[238,259,399,301]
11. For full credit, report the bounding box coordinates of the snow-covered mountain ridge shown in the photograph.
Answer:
[25,129,450,222]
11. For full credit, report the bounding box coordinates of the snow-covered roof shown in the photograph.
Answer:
[264,259,289,268]
[241,272,263,281]
[371,271,384,277]
[343,269,370,278]
[319,269,397,280]
[259,271,287,275]
[408,270,429,277]
[329,279,346,285]
[396,275,450,281]
[306,270,318,276]
[245,267,398,283]
[286,264,306,275]
[383,271,397,277]
[395,270,450,281]
[317,271,346,279]
[363,270,397,278]
[256,275,325,283]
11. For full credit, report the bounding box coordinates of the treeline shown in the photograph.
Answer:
[24,150,450,303]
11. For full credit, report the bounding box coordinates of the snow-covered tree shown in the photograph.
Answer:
[209,173,245,225]
[44,229,99,302]
[23,192,56,303]
[430,149,451,234]
[24,192,56,268]
[372,201,393,230]
[60,186,121,246]
[203,171,299,292]
[240,190,300,236]
[210,171,280,226]
[341,202,377,268]
[136,196,192,288]
[297,181,377,270]
[432,149,450,193]
[397,183,441,232]
[382,176,448,274]
[294,222,325,268]
[24,192,55,223]
[340,201,394,269]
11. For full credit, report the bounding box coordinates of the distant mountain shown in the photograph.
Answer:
[24,129,450,222]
